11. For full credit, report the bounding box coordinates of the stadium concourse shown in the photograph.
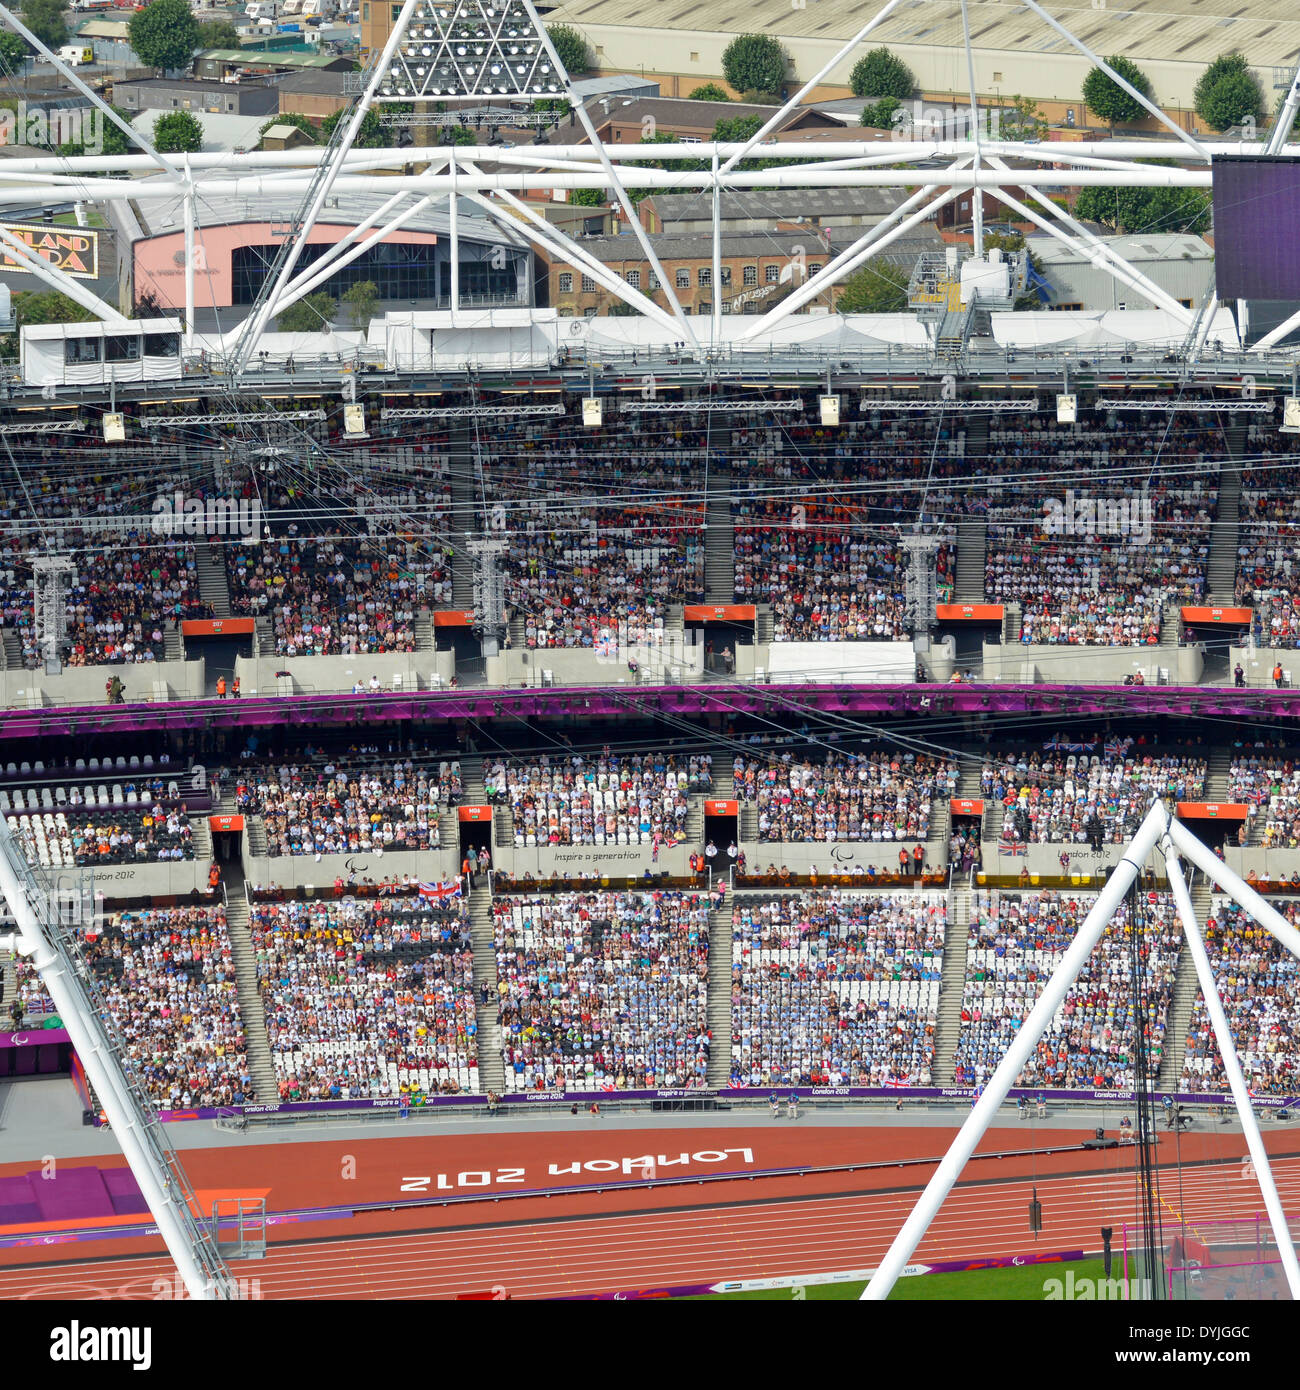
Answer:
[4,387,1300,1303]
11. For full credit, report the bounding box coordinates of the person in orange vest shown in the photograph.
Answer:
[216,676,227,699]
[913,844,924,877]
[208,863,221,891]
[232,676,241,699]
[1275,663,1285,689]
[462,855,471,888]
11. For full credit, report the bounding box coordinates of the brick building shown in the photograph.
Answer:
[543,226,942,318]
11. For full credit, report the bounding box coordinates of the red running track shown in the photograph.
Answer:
[4,1149,1297,1300]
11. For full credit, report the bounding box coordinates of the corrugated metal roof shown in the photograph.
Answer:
[546,0,1300,69]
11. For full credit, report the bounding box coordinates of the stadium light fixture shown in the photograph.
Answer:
[622,400,803,415]
[379,404,564,420]
[377,0,560,104]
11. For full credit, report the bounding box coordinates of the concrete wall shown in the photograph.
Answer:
[233,650,453,697]
[1229,647,1300,688]
[504,841,693,878]
[3,659,204,707]
[485,645,703,688]
[980,841,1128,880]
[982,642,1202,685]
[763,641,914,684]
[50,859,210,898]
[736,839,940,875]
[243,847,458,892]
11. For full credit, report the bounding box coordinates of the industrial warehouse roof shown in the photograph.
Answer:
[195,48,351,68]
[642,187,909,224]
[546,0,1300,73]
[1027,231,1214,266]
[569,225,943,263]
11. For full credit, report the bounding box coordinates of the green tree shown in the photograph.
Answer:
[320,106,388,147]
[57,103,134,162]
[20,0,67,50]
[688,83,730,103]
[129,0,200,72]
[711,112,764,144]
[260,112,319,142]
[445,123,478,145]
[1000,94,1047,141]
[849,47,913,100]
[277,291,336,333]
[153,108,202,152]
[1194,52,1264,132]
[12,289,95,325]
[721,33,786,100]
[568,187,607,207]
[836,261,910,314]
[710,112,790,171]
[1072,179,1211,236]
[342,280,379,329]
[0,32,28,75]
[196,19,240,49]
[547,23,591,76]
[625,130,706,203]
[533,97,571,115]
[860,95,903,130]
[1082,55,1153,130]
[1197,68,1264,132]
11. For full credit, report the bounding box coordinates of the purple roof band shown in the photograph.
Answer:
[0,681,1293,743]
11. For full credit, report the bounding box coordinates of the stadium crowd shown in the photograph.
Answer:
[231,755,459,856]
[733,747,958,842]
[981,416,1220,646]
[492,889,711,1090]
[729,891,945,1087]
[954,889,1179,1089]
[252,893,477,1100]
[1182,899,1300,1095]
[84,905,251,1108]
[485,750,707,847]
[985,740,1207,844]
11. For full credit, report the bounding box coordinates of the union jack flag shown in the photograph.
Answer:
[419,879,462,901]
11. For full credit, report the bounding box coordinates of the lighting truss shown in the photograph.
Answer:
[0,419,86,434]
[379,404,565,420]
[159,411,329,426]
[621,400,804,414]
[377,0,563,103]
[1093,399,1275,413]
[859,398,1044,412]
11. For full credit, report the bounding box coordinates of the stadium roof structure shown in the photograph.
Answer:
[2,0,1300,370]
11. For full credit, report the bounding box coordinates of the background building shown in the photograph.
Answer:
[127,195,532,332]
[1029,232,1214,312]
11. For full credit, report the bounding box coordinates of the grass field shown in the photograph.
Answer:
[688,1258,1109,1300]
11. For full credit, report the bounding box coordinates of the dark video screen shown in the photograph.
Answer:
[1212,156,1300,300]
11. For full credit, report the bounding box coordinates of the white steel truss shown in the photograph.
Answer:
[0,0,1297,362]
[862,801,1300,1302]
